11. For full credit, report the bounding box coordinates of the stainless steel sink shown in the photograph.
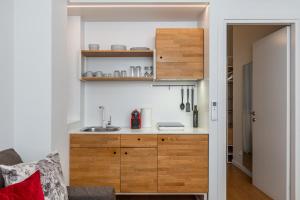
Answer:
[80,126,121,132]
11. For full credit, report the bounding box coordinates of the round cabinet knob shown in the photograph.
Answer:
[125,152,128,155]
[160,56,163,59]
[252,118,256,122]
[161,138,165,142]
[113,151,116,155]
[137,138,141,141]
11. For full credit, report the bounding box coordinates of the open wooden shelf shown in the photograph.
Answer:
[81,77,154,81]
[81,50,153,57]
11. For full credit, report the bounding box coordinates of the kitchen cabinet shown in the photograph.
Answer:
[120,134,157,192]
[121,148,157,192]
[156,28,204,80]
[70,133,208,194]
[70,134,121,192]
[158,134,208,193]
[70,147,121,192]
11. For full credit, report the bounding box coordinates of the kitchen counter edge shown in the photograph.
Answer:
[69,127,209,135]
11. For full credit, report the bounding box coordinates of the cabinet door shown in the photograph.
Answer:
[158,134,208,193]
[156,28,204,80]
[70,147,120,192]
[121,148,157,193]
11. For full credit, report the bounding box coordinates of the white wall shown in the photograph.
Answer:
[232,25,281,169]
[13,0,52,161]
[83,21,200,127]
[51,0,69,184]
[0,0,15,150]
[197,8,209,129]
[67,16,82,124]
[13,0,69,183]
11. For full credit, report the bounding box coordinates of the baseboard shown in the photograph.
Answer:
[232,159,252,177]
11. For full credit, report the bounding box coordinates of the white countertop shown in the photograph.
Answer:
[70,127,208,135]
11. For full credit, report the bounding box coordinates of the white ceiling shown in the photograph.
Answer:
[68,6,207,22]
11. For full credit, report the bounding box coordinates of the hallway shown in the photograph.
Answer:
[227,164,272,200]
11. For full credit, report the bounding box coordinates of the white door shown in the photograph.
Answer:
[252,26,290,200]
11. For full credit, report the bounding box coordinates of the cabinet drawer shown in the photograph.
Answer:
[158,134,208,147]
[70,134,120,148]
[121,134,157,147]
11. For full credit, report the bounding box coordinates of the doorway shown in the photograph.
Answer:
[226,24,291,200]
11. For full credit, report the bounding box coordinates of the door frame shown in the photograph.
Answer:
[217,19,299,200]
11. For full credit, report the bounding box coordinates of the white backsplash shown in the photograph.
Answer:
[84,81,197,127]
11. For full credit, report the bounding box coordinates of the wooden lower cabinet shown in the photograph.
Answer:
[70,134,208,194]
[70,147,121,192]
[158,135,208,193]
[121,148,157,192]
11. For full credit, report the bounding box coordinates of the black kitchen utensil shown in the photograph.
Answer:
[186,88,190,112]
[191,87,194,111]
[180,87,185,110]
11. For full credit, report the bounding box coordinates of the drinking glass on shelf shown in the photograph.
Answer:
[121,70,127,77]
[113,70,121,77]
[144,66,150,77]
[130,66,136,77]
[150,66,153,76]
[136,66,142,77]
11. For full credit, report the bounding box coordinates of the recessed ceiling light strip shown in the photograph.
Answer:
[67,4,208,8]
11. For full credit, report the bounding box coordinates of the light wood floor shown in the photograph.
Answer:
[243,152,252,172]
[117,164,271,200]
[227,164,272,200]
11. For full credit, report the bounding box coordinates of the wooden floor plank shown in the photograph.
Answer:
[227,164,272,200]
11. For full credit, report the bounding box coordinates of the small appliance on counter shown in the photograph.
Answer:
[157,122,184,131]
[131,109,141,129]
[141,108,152,128]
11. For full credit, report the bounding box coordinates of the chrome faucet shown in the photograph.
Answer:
[99,106,112,128]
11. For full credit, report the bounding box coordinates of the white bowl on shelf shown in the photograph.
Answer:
[88,44,100,50]
[130,47,150,51]
[111,44,127,50]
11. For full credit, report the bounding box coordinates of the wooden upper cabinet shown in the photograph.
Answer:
[70,147,121,192]
[157,134,208,193]
[121,148,158,193]
[156,28,204,80]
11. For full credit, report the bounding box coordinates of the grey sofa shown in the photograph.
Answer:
[0,148,115,200]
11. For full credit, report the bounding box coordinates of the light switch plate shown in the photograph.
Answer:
[211,101,218,121]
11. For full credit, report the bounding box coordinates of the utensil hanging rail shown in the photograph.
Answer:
[152,84,196,90]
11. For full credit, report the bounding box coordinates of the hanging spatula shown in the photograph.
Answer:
[186,88,190,112]
[180,87,185,110]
